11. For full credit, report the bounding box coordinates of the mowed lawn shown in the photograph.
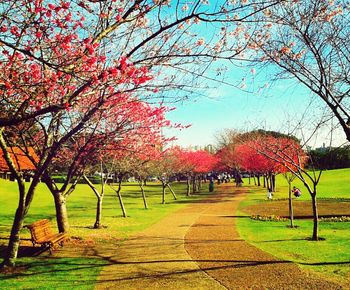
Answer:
[0,179,205,289]
[238,168,350,286]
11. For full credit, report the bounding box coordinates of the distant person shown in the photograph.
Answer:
[217,175,221,184]
[292,186,301,198]
[209,178,214,192]
[267,190,273,200]
[235,175,243,187]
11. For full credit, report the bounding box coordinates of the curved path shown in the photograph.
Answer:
[94,184,344,289]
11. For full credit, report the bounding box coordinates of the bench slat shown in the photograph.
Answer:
[25,219,69,251]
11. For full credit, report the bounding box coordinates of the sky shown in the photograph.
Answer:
[163,63,349,150]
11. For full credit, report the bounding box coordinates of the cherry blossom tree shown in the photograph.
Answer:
[252,0,350,142]
[50,100,171,227]
[160,146,193,196]
[0,0,279,268]
[179,149,218,194]
[219,130,306,228]
[246,133,325,240]
[152,148,181,204]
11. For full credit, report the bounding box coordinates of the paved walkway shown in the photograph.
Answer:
[94,196,225,289]
[94,185,344,289]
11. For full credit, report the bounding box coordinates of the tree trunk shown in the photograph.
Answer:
[140,180,148,209]
[167,184,177,200]
[198,178,202,192]
[271,174,276,192]
[116,190,127,217]
[162,183,166,204]
[263,175,266,188]
[265,174,270,191]
[2,205,25,267]
[257,174,261,186]
[94,196,103,228]
[83,174,104,228]
[192,176,197,193]
[311,193,319,240]
[108,180,127,217]
[269,174,273,191]
[288,182,294,228]
[186,176,191,196]
[0,133,38,268]
[53,193,69,233]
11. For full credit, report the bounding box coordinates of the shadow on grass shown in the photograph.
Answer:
[101,257,350,267]
[220,215,250,219]
[0,245,49,260]
[0,258,105,286]
[92,251,350,284]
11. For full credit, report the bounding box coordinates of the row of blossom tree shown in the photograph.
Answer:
[1,0,346,268]
[0,0,274,266]
[0,0,282,268]
[216,129,324,241]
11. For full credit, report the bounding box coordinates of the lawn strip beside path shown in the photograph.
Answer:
[185,185,343,289]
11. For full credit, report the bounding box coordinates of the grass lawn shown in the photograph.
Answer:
[237,168,350,285]
[0,257,107,290]
[0,179,208,288]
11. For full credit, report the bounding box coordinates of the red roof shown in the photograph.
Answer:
[0,147,38,172]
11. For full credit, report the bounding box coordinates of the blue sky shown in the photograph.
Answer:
[164,64,348,149]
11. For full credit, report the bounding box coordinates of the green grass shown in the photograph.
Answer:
[0,257,107,290]
[0,180,204,239]
[251,168,350,201]
[238,168,350,285]
[0,179,208,288]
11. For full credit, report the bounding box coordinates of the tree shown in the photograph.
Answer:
[253,0,350,142]
[222,130,307,229]
[215,129,241,173]
[180,149,218,193]
[248,134,324,240]
[282,172,297,228]
[165,147,193,196]
[235,141,281,191]
[50,99,172,226]
[0,2,155,267]
[308,146,350,169]
[152,148,180,204]
[0,0,278,268]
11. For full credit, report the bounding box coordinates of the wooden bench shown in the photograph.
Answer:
[24,219,69,253]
